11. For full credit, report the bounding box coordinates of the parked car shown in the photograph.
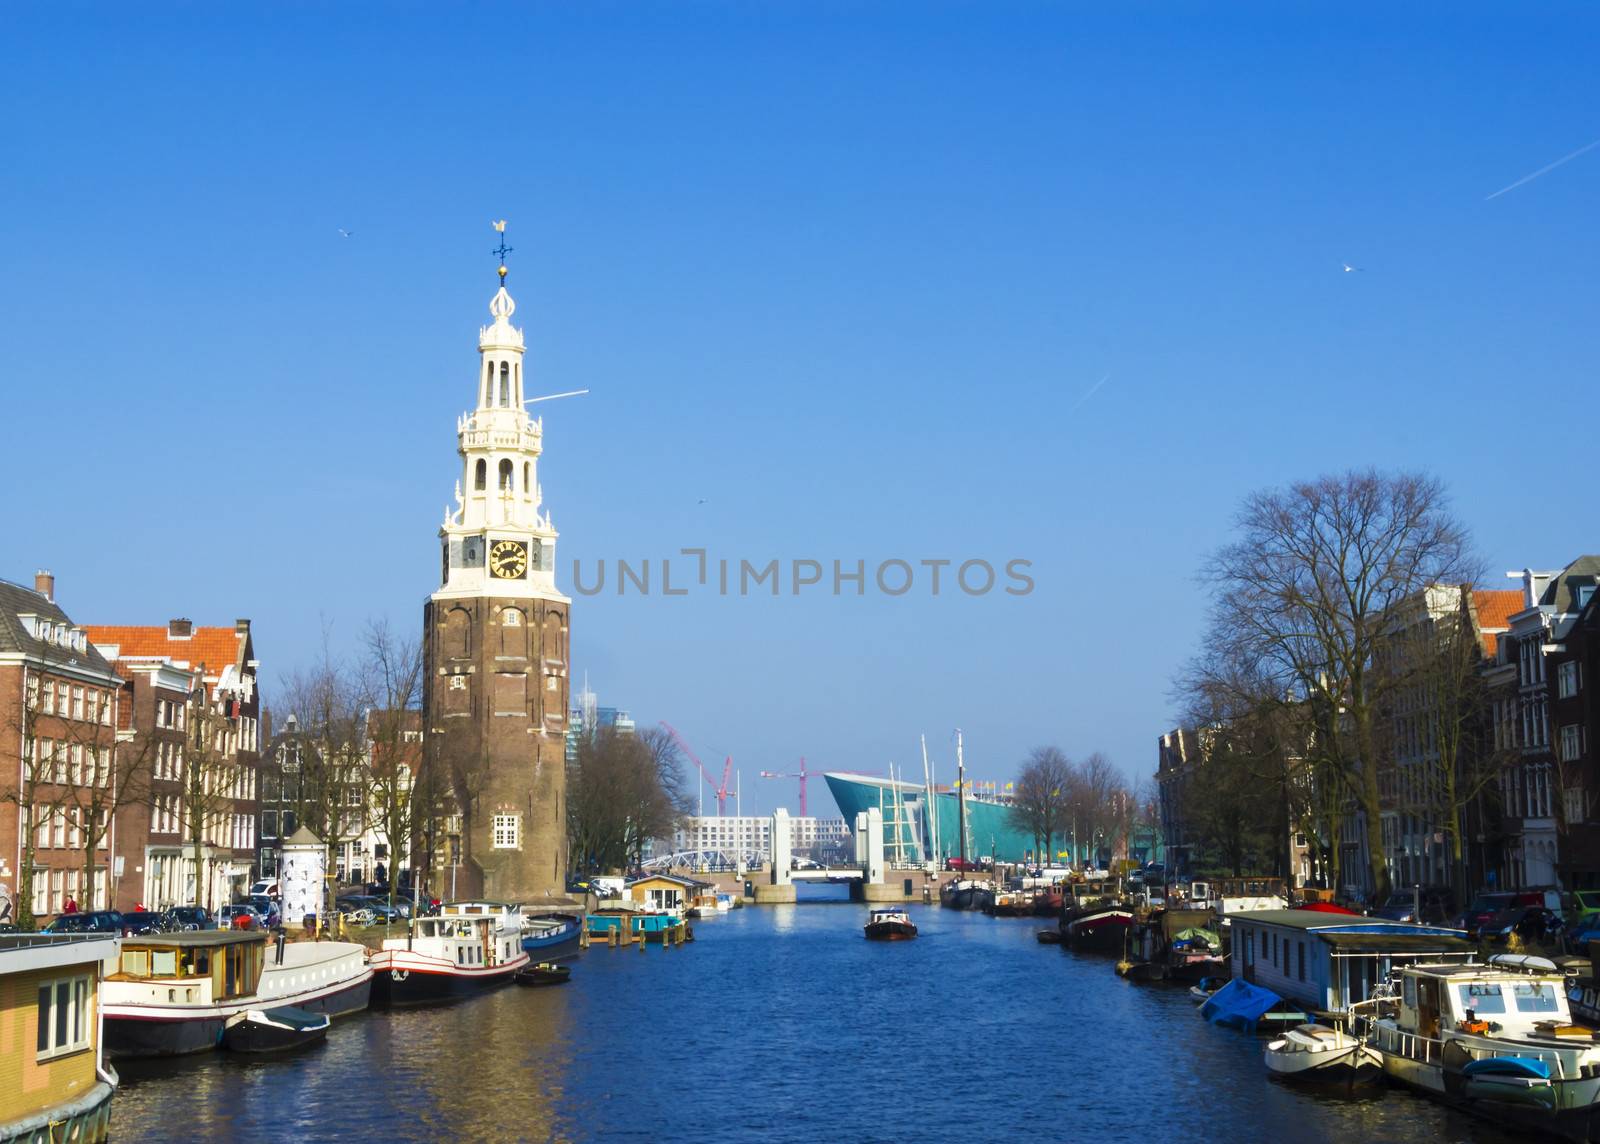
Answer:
[246,895,282,927]
[43,910,123,935]
[1568,890,1600,928]
[119,910,171,936]
[248,878,280,899]
[1457,891,1518,935]
[944,857,980,872]
[163,905,215,931]
[217,904,264,930]
[1485,906,1565,945]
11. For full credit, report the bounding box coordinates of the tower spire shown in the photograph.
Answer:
[492,219,513,285]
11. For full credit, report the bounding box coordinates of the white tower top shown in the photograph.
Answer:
[432,223,567,605]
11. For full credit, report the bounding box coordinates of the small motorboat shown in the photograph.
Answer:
[1459,1055,1555,1107]
[1189,976,1226,1004]
[223,1006,330,1054]
[514,962,573,987]
[1263,1024,1382,1086]
[864,907,918,941]
[1036,929,1063,945]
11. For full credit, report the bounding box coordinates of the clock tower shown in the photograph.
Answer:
[423,234,570,904]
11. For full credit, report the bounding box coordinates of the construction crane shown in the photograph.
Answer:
[661,722,734,816]
[759,757,817,818]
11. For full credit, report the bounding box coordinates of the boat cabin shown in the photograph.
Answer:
[0,934,119,1143]
[108,931,267,1007]
[1231,909,1475,1013]
[409,902,522,967]
[1390,959,1583,1043]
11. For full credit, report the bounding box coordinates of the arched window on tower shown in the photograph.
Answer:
[474,459,486,491]
[499,363,510,407]
[484,361,492,407]
[523,462,530,494]
[499,459,514,492]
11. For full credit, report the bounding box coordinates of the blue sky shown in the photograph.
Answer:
[2,3,1596,814]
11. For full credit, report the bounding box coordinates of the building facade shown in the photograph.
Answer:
[88,617,262,911]
[1544,559,1600,889]
[421,261,572,903]
[0,573,124,923]
[668,815,852,865]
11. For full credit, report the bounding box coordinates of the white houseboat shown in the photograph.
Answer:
[369,901,529,1006]
[1363,957,1600,1140]
[101,931,372,1057]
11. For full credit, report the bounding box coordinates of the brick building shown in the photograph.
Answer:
[1545,559,1600,888]
[87,618,263,911]
[0,572,125,923]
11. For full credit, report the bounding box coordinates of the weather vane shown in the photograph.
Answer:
[491,219,512,282]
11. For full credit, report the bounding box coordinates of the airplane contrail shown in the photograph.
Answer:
[1486,137,1600,201]
[1068,372,1112,415]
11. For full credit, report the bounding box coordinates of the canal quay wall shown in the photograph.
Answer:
[691,868,956,904]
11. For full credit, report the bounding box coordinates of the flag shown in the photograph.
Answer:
[1005,782,1013,791]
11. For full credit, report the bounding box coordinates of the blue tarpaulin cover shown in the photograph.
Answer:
[1462,1056,1552,1080]
[1200,979,1286,1029]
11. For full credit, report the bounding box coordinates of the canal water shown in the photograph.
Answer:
[115,890,1519,1143]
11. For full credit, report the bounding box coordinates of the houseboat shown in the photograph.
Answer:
[1057,881,1130,952]
[101,931,268,1057]
[1227,909,1475,1016]
[369,901,529,1006]
[0,933,119,1144]
[1125,907,1222,983]
[101,931,372,1056]
[1363,957,1600,1139]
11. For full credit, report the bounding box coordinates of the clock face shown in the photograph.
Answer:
[489,540,529,579]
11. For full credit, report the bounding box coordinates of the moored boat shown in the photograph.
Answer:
[864,907,918,941]
[1066,907,1135,954]
[520,913,583,960]
[222,1006,330,1054]
[102,931,269,1057]
[514,962,573,987]
[1362,956,1600,1139]
[370,901,529,1007]
[1263,1023,1382,1086]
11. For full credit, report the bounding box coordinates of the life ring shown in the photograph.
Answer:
[391,969,409,982]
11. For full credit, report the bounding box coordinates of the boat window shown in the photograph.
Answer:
[1403,976,1415,1009]
[1459,982,1507,1015]
[151,950,177,977]
[121,950,149,977]
[1513,982,1560,1014]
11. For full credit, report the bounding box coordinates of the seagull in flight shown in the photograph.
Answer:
[338,228,353,239]
[1342,262,1362,273]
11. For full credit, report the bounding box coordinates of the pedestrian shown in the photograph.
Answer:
[63,894,79,914]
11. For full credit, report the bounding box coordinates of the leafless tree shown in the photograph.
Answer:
[1010,746,1074,862]
[566,723,689,874]
[1192,469,1478,904]
[360,619,425,913]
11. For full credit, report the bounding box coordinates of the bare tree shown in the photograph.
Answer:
[566,723,689,874]
[1192,469,1477,904]
[277,635,368,887]
[360,619,425,913]
[1010,746,1073,862]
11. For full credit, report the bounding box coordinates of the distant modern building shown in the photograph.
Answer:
[668,815,852,865]
[564,682,634,764]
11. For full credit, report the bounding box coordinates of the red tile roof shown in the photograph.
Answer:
[85,625,243,678]
[1472,589,1524,658]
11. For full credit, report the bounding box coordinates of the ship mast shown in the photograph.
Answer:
[956,730,967,868]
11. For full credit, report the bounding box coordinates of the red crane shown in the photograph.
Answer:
[661,722,733,816]
[759,757,815,818]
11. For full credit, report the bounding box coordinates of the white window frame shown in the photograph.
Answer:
[1559,661,1581,700]
[492,814,520,850]
[36,974,92,1061]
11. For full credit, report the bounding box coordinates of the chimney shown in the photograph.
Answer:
[34,569,54,602]
[168,618,193,638]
